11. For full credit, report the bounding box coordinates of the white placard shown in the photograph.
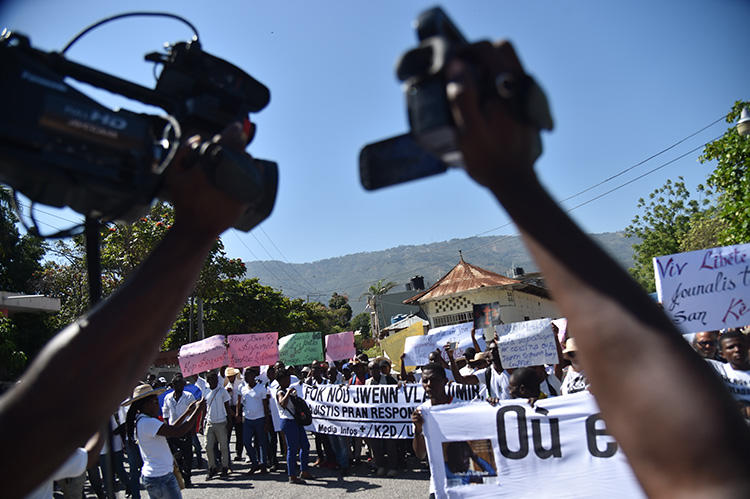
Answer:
[654,243,750,333]
[495,318,559,368]
[404,323,486,366]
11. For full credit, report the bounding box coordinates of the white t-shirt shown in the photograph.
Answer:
[227,377,243,405]
[561,367,589,395]
[540,374,562,398]
[162,390,196,426]
[275,387,297,420]
[240,383,269,420]
[474,367,510,399]
[708,360,750,404]
[136,415,173,478]
[270,375,300,390]
[25,447,87,499]
[194,376,209,398]
[100,415,123,454]
[205,386,231,423]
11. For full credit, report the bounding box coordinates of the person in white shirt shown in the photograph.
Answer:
[560,339,589,395]
[237,367,271,473]
[204,371,232,478]
[161,374,197,487]
[707,330,750,419]
[224,367,244,463]
[26,431,105,499]
[275,368,311,484]
[123,384,204,499]
[446,343,510,399]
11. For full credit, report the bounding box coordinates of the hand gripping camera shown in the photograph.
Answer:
[0,19,278,233]
[359,6,553,190]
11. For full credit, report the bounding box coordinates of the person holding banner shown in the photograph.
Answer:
[275,369,312,484]
[411,363,453,497]
[443,39,750,496]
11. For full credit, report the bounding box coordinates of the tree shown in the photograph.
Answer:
[328,292,352,328]
[36,202,246,349]
[625,178,707,291]
[360,279,397,338]
[350,312,371,337]
[0,188,54,377]
[0,188,46,293]
[700,100,750,245]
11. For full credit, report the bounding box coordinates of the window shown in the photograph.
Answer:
[433,311,473,327]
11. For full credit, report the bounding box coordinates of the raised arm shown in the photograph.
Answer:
[446,41,750,497]
[0,123,252,497]
[158,399,206,438]
[445,344,479,385]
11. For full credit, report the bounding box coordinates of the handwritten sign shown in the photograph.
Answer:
[495,318,558,369]
[552,318,568,343]
[279,331,323,366]
[381,322,425,372]
[654,243,750,333]
[227,332,279,367]
[473,302,502,329]
[178,335,228,377]
[404,322,486,366]
[325,331,356,362]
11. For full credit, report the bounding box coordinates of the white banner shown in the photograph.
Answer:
[654,243,750,333]
[296,383,482,439]
[422,392,644,498]
[405,323,486,366]
[495,318,559,369]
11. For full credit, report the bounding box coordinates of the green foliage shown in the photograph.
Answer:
[0,188,54,376]
[625,177,707,291]
[0,188,46,294]
[328,292,352,328]
[164,279,348,351]
[350,312,371,338]
[0,317,27,380]
[363,343,383,359]
[700,100,750,245]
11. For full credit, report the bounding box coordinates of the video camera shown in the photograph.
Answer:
[359,6,553,190]
[0,16,278,233]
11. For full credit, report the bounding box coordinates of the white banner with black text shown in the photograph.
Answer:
[297,383,482,439]
[421,392,644,498]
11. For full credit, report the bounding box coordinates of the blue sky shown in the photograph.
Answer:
[1,0,748,269]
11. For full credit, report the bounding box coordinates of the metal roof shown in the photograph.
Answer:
[403,255,524,304]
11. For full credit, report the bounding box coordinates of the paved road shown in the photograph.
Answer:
[181,457,431,499]
[75,434,432,499]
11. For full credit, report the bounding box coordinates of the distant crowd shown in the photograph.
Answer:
[52,324,749,498]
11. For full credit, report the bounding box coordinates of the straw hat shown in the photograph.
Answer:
[563,338,578,354]
[225,367,241,377]
[121,384,167,406]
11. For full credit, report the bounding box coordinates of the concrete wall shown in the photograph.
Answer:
[421,286,559,338]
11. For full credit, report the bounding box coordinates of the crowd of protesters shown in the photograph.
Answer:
[45,322,749,498]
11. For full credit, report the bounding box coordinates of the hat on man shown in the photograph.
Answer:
[121,383,167,406]
[562,338,578,354]
[225,367,241,377]
[472,351,491,362]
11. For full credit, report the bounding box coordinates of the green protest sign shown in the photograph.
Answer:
[279,331,323,365]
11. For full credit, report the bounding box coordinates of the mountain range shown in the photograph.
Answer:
[243,232,637,311]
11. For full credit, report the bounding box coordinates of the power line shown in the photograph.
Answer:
[231,230,309,294]
[318,125,724,295]
[248,230,323,295]
[259,226,321,293]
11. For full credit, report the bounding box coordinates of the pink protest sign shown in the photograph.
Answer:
[227,332,279,367]
[325,331,356,362]
[178,335,228,377]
